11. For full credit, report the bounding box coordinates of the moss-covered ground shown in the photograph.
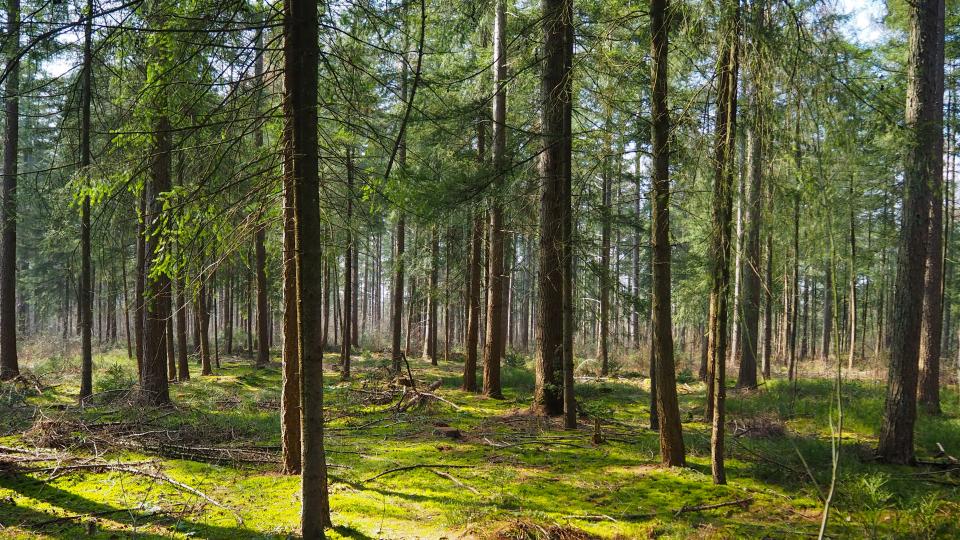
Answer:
[0,348,958,539]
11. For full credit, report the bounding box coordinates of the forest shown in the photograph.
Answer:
[0,0,958,537]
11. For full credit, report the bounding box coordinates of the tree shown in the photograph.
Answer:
[0,0,20,381]
[78,0,94,399]
[534,0,574,419]
[463,126,484,393]
[649,0,685,467]
[878,0,944,465]
[736,0,767,390]
[254,27,269,370]
[483,0,508,400]
[285,0,331,532]
[705,0,740,485]
[342,146,354,379]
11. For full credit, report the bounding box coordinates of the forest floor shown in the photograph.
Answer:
[1,348,959,539]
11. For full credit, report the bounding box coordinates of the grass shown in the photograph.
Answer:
[0,346,958,539]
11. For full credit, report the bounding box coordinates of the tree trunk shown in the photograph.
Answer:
[821,264,833,361]
[878,0,943,465]
[649,0,685,467]
[598,117,611,376]
[464,210,483,391]
[140,113,172,406]
[425,227,439,365]
[341,149,354,379]
[255,226,269,367]
[706,0,740,485]
[737,91,764,389]
[483,0,508,398]
[198,276,211,375]
[281,124,300,475]
[534,0,573,418]
[176,273,189,381]
[285,0,331,531]
[919,135,945,414]
[78,0,93,399]
[0,0,19,381]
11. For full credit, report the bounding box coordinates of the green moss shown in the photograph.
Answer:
[1,351,959,538]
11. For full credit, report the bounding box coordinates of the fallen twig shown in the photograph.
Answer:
[675,497,753,516]
[362,463,473,483]
[429,468,479,494]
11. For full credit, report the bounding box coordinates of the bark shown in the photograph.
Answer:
[878,0,943,465]
[390,39,409,373]
[706,0,739,485]
[341,147,354,379]
[281,123,300,475]
[175,273,189,381]
[252,31,269,368]
[255,226,269,367]
[285,0,331,531]
[649,0,685,466]
[919,141,945,414]
[598,119,611,376]
[425,227,439,364]
[761,222,773,379]
[821,264,833,361]
[483,0,508,399]
[0,0,19,381]
[198,276,211,375]
[737,107,763,389]
[464,211,483,391]
[534,0,573,419]
[139,114,172,407]
[78,0,93,399]
[166,313,175,381]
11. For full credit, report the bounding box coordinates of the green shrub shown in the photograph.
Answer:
[94,363,136,395]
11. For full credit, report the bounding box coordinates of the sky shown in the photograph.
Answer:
[836,0,889,44]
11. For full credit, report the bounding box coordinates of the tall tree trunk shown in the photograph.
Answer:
[761,220,773,379]
[351,237,359,347]
[919,128,945,414]
[390,28,410,374]
[121,245,132,359]
[78,0,94,399]
[737,83,764,389]
[166,313,175,381]
[0,0,19,381]
[341,148,354,379]
[534,0,573,418]
[285,0,331,531]
[650,0,685,467]
[598,117,611,376]
[140,116,172,406]
[176,273,189,381]
[280,125,300,475]
[255,225,269,367]
[878,0,943,465]
[821,264,833,361]
[225,272,233,354]
[463,124,485,392]
[198,275,211,375]
[706,0,740,485]
[425,227,439,365]
[483,0,508,399]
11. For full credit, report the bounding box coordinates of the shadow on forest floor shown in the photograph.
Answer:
[0,348,959,538]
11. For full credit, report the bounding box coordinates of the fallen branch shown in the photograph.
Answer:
[101,465,243,525]
[362,464,473,483]
[675,498,753,517]
[429,468,479,494]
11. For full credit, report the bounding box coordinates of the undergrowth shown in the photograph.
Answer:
[0,349,957,539]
